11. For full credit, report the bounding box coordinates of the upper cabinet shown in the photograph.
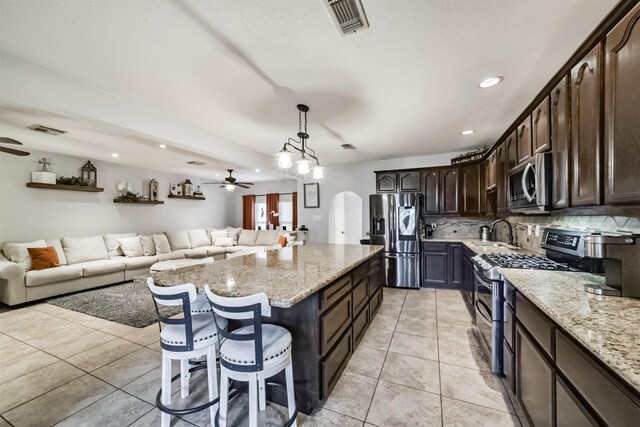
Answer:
[517,116,533,165]
[485,151,497,191]
[398,171,421,192]
[532,97,551,154]
[551,76,571,209]
[422,168,440,215]
[376,170,420,193]
[571,43,603,207]
[376,172,397,193]
[462,163,482,215]
[439,167,460,214]
[604,3,640,205]
[506,131,518,172]
[496,142,508,213]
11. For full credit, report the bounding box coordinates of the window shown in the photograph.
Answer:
[255,195,267,230]
[254,193,293,230]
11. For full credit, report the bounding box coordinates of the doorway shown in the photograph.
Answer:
[328,191,363,244]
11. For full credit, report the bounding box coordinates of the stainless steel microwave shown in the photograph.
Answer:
[508,152,552,214]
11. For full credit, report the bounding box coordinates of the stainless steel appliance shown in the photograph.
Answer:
[479,225,491,242]
[508,152,552,213]
[370,193,421,288]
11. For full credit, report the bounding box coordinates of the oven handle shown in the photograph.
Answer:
[522,162,536,202]
[475,298,492,326]
[473,269,493,291]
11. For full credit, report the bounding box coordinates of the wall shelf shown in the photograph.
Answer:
[113,199,164,205]
[26,182,104,192]
[167,194,206,200]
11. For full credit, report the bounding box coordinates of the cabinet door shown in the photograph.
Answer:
[517,116,533,165]
[422,169,440,215]
[506,130,518,171]
[556,378,598,427]
[533,97,551,154]
[422,252,447,287]
[496,143,508,213]
[376,173,397,193]
[399,171,421,192]
[516,325,554,427]
[571,44,603,206]
[439,167,460,214]
[461,163,482,215]
[605,3,640,205]
[551,76,571,209]
[447,244,463,287]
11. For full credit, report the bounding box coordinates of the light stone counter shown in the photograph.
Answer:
[141,243,383,308]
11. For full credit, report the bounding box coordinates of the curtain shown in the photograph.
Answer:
[292,192,298,230]
[242,194,256,229]
[266,193,280,227]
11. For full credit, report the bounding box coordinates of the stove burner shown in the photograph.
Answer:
[483,253,574,271]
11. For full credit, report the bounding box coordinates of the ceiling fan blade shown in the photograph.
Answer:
[237,184,251,189]
[235,182,255,186]
[219,185,226,188]
[0,146,30,156]
[0,137,23,145]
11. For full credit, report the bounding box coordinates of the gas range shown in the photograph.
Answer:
[472,253,577,281]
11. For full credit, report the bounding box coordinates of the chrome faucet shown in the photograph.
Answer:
[490,219,514,246]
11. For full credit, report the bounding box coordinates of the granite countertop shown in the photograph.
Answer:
[422,237,542,256]
[139,244,383,308]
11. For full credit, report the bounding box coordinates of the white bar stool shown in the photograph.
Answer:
[204,285,297,427]
[147,278,226,427]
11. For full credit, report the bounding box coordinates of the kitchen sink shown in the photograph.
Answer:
[472,241,510,248]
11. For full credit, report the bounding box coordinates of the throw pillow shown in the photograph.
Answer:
[103,233,137,257]
[27,246,60,270]
[277,236,287,247]
[153,234,171,254]
[213,237,234,247]
[118,236,144,257]
[256,230,280,246]
[164,230,191,250]
[227,226,242,245]
[61,236,109,265]
[140,235,156,256]
[4,240,47,271]
[207,227,228,242]
[237,230,259,246]
[187,229,210,248]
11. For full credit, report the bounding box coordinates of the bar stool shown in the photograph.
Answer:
[204,285,297,427]
[147,278,226,427]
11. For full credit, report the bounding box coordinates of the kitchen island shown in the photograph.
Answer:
[142,243,385,414]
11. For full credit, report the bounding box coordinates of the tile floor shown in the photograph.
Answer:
[0,288,526,426]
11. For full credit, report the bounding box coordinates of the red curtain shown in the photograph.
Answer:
[292,192,298,230]
[242,195,256,229]
[266,193,280,227]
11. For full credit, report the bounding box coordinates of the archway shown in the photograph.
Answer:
[328,191,363,244]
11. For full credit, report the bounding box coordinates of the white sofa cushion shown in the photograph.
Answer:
[207,227,228,241]
[213,237,234,247]
[61,236,109,265]
[25,265,83,287]
[188,229,210,248]
[165,230,191,250]
[122,255,159,270]
[104,233,137,257]
[172,248,207,259]
[45,238,67,265]
[256,230,281,246]
[139,235,156,256]
[237,230,259,247]
[153,234,171,254]
[157,252,185,261]
[200,246,226,256]
[75,259,125,277]
[227,227,242,245]
[118,237,144,257]
[3,240,47,271]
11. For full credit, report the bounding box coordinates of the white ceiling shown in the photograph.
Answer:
[0,0,617,179]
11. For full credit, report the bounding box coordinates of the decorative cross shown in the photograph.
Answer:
[38,157,52,172]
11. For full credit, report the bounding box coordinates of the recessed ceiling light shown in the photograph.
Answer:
[215,174,220,177]
[461,130,475,135]
[159,144,166,149]
[478,76,503,88]
[255,169,260,173]
[111,153,119,158]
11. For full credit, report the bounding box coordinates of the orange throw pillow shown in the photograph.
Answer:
[277,236,287,247]
[27,246,60,270]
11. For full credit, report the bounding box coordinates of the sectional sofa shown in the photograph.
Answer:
[0,227,287,306]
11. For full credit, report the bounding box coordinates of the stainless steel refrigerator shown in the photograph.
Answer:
[369,193,421,288]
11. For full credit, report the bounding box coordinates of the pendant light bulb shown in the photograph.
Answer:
[276,147,293,169]
[225,183,236,192]
[297,157,311,175]
[312,164,324,180]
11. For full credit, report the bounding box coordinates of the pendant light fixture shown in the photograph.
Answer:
[276,104,324,179]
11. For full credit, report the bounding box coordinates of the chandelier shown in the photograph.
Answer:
[275,104,324,179]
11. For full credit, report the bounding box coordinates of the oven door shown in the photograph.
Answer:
[473,267,503,374]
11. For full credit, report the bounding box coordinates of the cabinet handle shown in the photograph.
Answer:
[574,62,592,86]
[552,87,562,107]
[534,108,542,124]
[518,125,526,137]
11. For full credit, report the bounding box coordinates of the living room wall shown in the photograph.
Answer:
[0,149,234,243]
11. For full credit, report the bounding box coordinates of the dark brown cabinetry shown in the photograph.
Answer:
[506,131,518,171]
[551,76,571,209]
[517,116,533,165]
[556,378,597,427]
[398,170,421,192]
[571,44,603,206]
[532,97,551,154]
[421,168,440,215]
[376,170,421,193]
[376,172,397,193]
[485,151,497,190]
[496,143,508,213]
[421,242,463,289]
[461,163,482,215]
[604,3,640,205]
[439,167,460,214]
[446,244,463,287]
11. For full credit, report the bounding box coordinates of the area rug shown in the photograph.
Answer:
[47,281,181,328]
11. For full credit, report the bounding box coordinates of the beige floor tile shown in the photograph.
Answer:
[0,349,59,384]
[122,324,160,346]
[55,389,152,427]
[366,380,441,427]
[382,292,407,306]
[345,345,387,379]
[146,339,162,352]
[0,312,76,341]
[395,316,438,338]
[380,352,440,394]
[436,315,474,329]
[403,297,436,310]
[389,332,438,361]
[441,397,520,426]
[438,338,490,372]
[376,303,402,318]
[298,408,364,427]
[440,363,515,414]
[324,371,377,421]
[66,338,142,372]
[122,365,189,404]
[54,309,118,330]
[359,326,394,351]
[0,416,10,427]
[383,288,408,297]
[92,347,162,387]
[47,330,118,359]
[437,324,478,344]
[129,409,195,427]
[0,361,84,413]
[24,323,94,351]
[0,339,38,365]
[100,322,139,337]
[400,306,437,321]
[3,375,115,426]
[369,314,398,332]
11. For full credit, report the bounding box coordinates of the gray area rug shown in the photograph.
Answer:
[47,281,181,328]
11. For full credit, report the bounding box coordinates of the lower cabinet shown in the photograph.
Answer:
[352,305,369,347]
[321,327,353,399]
[421,242,463,289]
[556,377,598,427]
[447,244,463,286]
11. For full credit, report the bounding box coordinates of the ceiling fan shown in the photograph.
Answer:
[203,169,254,191]
[0,137,30,156]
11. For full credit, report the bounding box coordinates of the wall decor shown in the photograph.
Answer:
[170,183,182,196]
[80,160,97,187]
[149,179,159,201]
[183,179,194,197]
[304,183,320,208]
[31,157,56,184]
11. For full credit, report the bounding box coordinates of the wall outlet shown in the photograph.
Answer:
[535,224,541,237]
[527,225,532,236]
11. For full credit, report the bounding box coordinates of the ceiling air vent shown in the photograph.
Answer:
[186,161,206,166]
[323,0,369,36]
[27,124,66,135]
[341,143,357,150]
